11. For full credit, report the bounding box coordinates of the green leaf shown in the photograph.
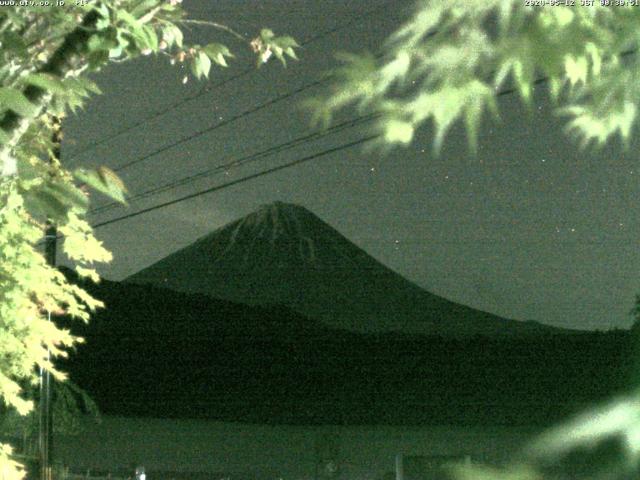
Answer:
[93,2,111,30]
[285,47,298,60]
[383,118,414,145]
[74,167,128,205]
[131,0,159,18]
[108,45,124,58]
[68,77,102,96]
[0,87,39,118]
[271,46,285,65]
[162,24,183,48]
[140,24,158,51]
[455,80,496,154]
[116,9,140,28]
[564,54,589,86]
[192,51,212,78]
[199,51,212,77]
[190,56,202,79]
[260,28,275,41]
[45,181,90,213]
[512,58,534,105]
[175,27,184,48]
[115,28,131,53]
[75,266,100,283]
[274,36,299,49]
[561,100,637,149]
[117,9,157,52]
[19,177,89,219]
[53,77,101,113]
[259,34,300,66]
[203,43,233,67]
[24,73,66,96]
[23,188,69,222]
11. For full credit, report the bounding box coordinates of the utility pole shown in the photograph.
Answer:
[40,116,61,480]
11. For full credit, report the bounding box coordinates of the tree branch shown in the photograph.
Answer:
[0,10,98,176]
[178,19,248,43]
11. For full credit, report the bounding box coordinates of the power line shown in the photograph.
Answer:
[67,18,610,236]
[67,81,222,164]
[84,28,441,178]
[30,76,536,249]
[65,1,393,164]
[111,77,326,173]
[90,112,379,215]
[88,70,560,231]
[92,134,379,230]
[105,50,393,176]
[95,57,546,211]
[87,35,385,175]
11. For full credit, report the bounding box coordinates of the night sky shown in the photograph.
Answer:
[60,0,640,331]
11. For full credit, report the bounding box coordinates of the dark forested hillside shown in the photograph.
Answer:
[59,271,634,426]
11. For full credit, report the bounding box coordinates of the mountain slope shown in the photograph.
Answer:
[58,273,632,425]
[127,201,568,337]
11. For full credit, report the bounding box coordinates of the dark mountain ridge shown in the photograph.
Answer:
[127,201,572,337]
[59,272,632,426]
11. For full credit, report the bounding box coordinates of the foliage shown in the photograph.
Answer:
[451,390,640,480]
[312,1,640,153]
[0,444,24,480]
[0,379,101,457]
[0,1,297,478]
[250,28,299,67]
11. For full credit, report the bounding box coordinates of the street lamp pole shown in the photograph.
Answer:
[40,116,61,480]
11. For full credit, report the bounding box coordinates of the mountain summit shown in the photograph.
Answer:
[127,201,564,337]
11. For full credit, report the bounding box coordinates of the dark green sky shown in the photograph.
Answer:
[61,0,640,331]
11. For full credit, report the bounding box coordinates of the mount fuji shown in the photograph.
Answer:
[127,201,568,337]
